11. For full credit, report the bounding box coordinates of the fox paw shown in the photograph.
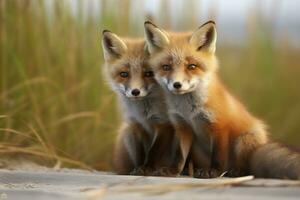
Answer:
[151,167,179,177]
[224,169,246,177]
[130,166,154,176]
[194,168,220,178]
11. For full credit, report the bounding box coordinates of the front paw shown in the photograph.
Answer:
[151,167,179,177]
[194,168,220,178]
[130,166,154,176]
[130,167,147,175]
[224,169,246,177]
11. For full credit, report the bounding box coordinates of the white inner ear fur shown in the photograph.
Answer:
[102,32,128,61]
[189,23,217,53]
[144,23,169,53]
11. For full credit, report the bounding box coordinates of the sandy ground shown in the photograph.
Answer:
[0,166,300,200]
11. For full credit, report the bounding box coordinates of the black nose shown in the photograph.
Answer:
[173,82,182,89]
[131,89,140,96]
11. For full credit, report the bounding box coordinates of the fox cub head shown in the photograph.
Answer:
[102,30,156,100]
[144,21,218,95]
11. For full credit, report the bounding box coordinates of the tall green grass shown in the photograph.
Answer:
[0,1,119,169]
[0,0,299,170]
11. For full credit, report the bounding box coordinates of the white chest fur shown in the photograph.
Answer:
[166,89,214,153]
[121,90,169,133]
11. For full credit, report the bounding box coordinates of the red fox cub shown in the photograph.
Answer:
[144,21,300,179]
[101,30,181,175]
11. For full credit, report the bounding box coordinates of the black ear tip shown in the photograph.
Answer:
[102,29,112,35]
[207,20,216,25]
[200,20,216,28]
[144,21,156,27]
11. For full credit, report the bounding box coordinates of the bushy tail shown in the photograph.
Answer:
[250,143,300,180]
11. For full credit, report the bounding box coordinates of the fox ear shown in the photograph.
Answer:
[102,30,127,61]
[189,21,217,53]
[144,21,169,53]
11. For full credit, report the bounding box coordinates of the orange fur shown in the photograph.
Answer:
[102,31,181,176]
[145,21,300,179]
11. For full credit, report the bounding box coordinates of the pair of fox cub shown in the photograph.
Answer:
[101,21,300,179]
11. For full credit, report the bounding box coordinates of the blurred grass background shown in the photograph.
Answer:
[0,0,299,170]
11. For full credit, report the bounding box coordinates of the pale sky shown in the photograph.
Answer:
[46,0,300,47]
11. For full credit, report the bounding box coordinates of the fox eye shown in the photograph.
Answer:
[119,71,129,78]
[162,64,172,71]
[145,71,154,77]
[187,64,197,70]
